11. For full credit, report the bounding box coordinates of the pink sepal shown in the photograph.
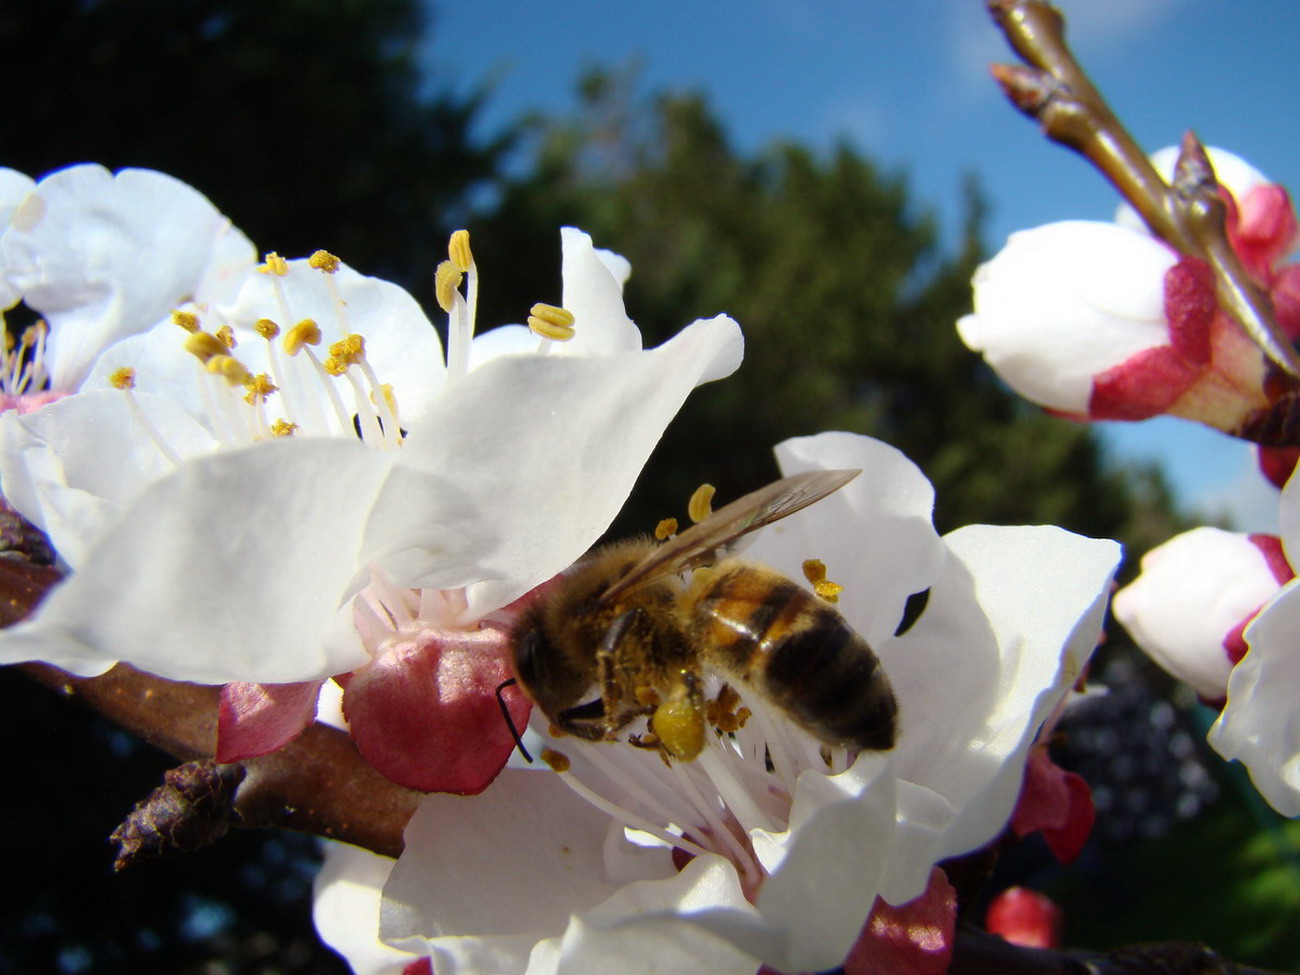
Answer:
[1257,446,1300,489]
[342,626,531,795]
[985,886,1063,949]
[1010,746,1095,864]
[841,867,957,975]
[1231,183,1300,282]
[216,679,325,762]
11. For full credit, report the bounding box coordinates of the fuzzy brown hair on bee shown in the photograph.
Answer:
[511,469,898,762]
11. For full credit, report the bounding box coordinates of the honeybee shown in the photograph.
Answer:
[512,469,898,762]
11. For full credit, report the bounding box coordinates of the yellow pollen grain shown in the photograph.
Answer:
[284,319,322,356]
[171,310,201,333]
[655,517,678,540]
[207,354,252,386]
[254,318,281,340]
[323,356,349,376]
[541,748,572,773]
[215,324,237,349]
[271,419,298,437]
[308,249,341,274]
[109,367,136,390]
[527,303,576,342]
[687,484,715,524]
[802,559,844,603]
[243,373,278,404]
[448,229,473,273]
[185,331,230,363]
[434,260,463,313]
[259,252,289,276]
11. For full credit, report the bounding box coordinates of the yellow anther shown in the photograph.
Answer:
[19,321,46,348]
[243,373,278,404]
[435,260,463,313]
[527,303,576,342]
[207,354,252,387]
[109,367,136,390]
[802,559,844,603]
[215,324,237,349]
[448,229,473,273]
[328,333,365,365]
[655,517,679,540]
[254,318,281,340]
[185,331,230,363]
[308,249,341,274]
[259,252,289,276]
[171,310,200,333]
[271,419,298,437]
[284,319,322,356]
[540,748,572,773]
[323,356,349,377]
[687,484,715,524]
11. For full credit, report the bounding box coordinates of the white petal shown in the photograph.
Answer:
[0,437,393,682]
[0,167,36,309]
[557,227,641,356]
[2,165,257,390]
[0,390,219,567]
[1113,527,1280,698]
[959,221,1176,412]
[467,324,537,369]
[899,526,1118,857]
[549,857,761,975]
[382,770,673,955]
[1209,579,1300,815]
[363,315,744,614]
[313,843,419,975]
[749,754,897,972]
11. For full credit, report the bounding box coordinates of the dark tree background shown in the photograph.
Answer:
[6,2,1296,973]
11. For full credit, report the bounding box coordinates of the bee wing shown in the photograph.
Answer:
[598,468,860,606]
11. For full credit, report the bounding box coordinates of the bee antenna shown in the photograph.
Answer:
[496,677,533,764]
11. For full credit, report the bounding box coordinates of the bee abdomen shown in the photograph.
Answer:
[695,568,897,752]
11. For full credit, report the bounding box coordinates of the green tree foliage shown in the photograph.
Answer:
[0,0,510,292]
[469,69,1185,555]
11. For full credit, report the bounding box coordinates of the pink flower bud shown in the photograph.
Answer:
[959,221,1179,416]
[1113,528,1293,700]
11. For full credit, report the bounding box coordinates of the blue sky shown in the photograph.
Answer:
[426,0,1300,531]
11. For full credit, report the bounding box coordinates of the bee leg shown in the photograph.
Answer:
[597,609,641,742]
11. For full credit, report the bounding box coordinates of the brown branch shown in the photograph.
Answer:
[951,929,1297,975]
[986,0,1300,379]
[19,661,420,858]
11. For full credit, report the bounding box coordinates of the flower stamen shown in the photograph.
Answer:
[109,366,183,467]
[528,303,576,346]
[688,484,715,524]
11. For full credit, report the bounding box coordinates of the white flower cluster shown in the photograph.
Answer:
[0,163,1122,974]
